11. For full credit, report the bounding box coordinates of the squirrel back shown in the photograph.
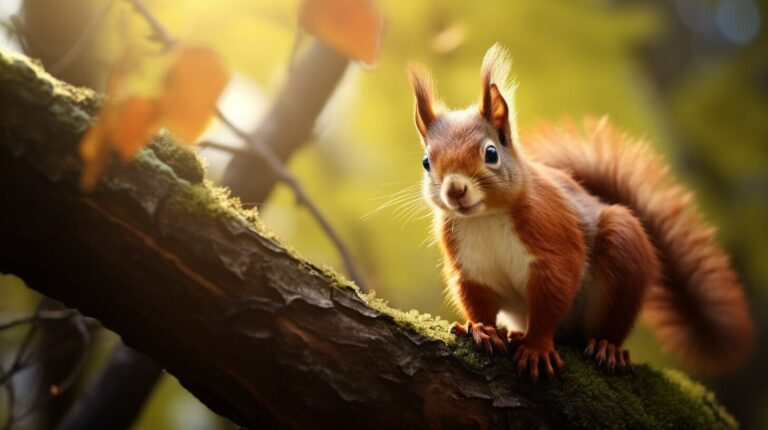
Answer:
[525,117,754,373]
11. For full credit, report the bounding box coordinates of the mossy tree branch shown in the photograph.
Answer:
[0,50,737,429]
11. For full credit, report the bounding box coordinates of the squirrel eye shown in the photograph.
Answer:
[484,145,499,164]
[422,155,430,172]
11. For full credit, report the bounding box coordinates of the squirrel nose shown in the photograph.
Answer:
[447,184,468,200]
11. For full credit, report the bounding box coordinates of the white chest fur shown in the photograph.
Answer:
[452,213,534,304]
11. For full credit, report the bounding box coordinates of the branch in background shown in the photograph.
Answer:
[0,309,78,332]
[0,51,738,429]
[1,303,39,430]
[125,0,362,287]
[125,0,177,47]
[55,344,162,430]
[48,0,116,76]
[220,39,348,203]
[21,0,104,88]
[0,302,96,429]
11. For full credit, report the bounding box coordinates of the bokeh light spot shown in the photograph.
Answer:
[716,0,761,45]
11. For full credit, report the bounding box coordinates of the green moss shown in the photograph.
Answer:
[319,263,360,291]
[364,292,454,343]
[522,350,736,429]
[148,131,206,184]
[0,51,100,153]
[165,180,261,227]
[1,48,737,430]
[361,291,734,429]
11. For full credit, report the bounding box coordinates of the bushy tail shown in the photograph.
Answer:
[525,117,754,374]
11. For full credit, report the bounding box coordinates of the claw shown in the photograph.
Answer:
[583,338,596,356]
[530,354,540,383]
[584,339,633,374]
[486,326,509,353]
[451,321,508,355]
[544,355,555,380]
[514,341,563,382]
[606,345,616,373]
[595,340,609,365]
[616,348,627,371]
[450,321,469,336]
[623,349,635,374]
[551,350,565,373]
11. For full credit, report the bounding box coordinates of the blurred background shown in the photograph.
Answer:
[0,0,766,428]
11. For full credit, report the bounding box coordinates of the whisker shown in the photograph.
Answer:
[361,188,425,219]
[365,186,422,202]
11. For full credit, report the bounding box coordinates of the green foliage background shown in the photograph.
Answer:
[1,0,765,428]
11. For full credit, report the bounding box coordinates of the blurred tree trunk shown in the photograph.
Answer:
[633,1,766,424]
[22,0,103,89]
[221,40,348,204]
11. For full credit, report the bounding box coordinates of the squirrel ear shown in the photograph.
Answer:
[408,63,437,139]
[479,44,514,146]
[481,83,510,146]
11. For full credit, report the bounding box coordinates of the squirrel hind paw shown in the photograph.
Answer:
[451,321,509,354]
[583,339,634,374]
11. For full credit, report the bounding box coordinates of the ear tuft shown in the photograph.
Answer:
[479,43,518,146]
[408,62,438,138]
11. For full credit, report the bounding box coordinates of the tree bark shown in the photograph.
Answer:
[0,50,737,430]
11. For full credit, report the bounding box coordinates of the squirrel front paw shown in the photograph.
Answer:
[451,321,508,354]
[513,340,564,382]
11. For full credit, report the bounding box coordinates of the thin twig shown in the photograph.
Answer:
[49,0,117,75]
[7,16,29,53]
[0,303,42,429]
[7,317,99,378]
[13,315,94,424]
[124,0,177,48]
[1,375,15,430]
[54,315,93,395]
[126,0,365,288]
[0,307,41,386]
[0,309,78,332]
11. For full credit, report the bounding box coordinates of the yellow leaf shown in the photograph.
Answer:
[299,0,382,65]
[158,47,229,142]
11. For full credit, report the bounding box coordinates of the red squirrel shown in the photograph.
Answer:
[409,44,754,381]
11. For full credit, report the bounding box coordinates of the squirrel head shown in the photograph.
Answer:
[409,44,525,218]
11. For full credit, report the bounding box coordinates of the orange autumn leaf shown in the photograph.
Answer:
[158,47,229,142]
[79,46,229,192]
[79,113,113,191]
[299,0,382,65]
[113,96,161,160]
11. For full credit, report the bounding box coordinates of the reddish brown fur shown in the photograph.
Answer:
[525,117,754,373]
[591,205,659,344]
[408,63,439,137]
[456,277,502,325]
[511,169,586,346]
[411,45,753,376]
